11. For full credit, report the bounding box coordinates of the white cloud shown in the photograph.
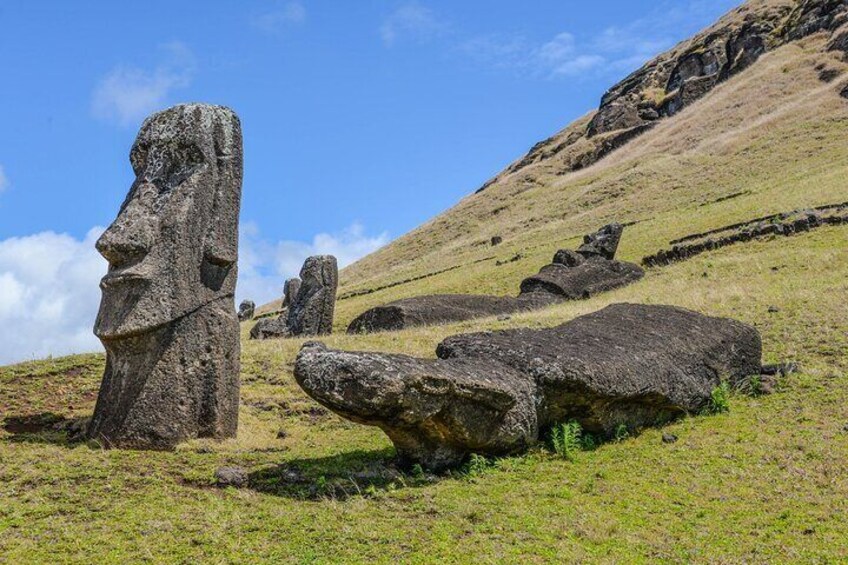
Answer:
[251,1,306,33]
[0,228,107,365]
[0,220,389,365]
[237,222,390,306]
[0,165,8,193]
[381,2,447,46]
[91,42,196,127]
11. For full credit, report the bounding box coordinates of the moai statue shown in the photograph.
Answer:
[238,300,255,321]
[286,256,338,336]
[281,277,301,310]
[577,223,624,260]
[87,103,243,450]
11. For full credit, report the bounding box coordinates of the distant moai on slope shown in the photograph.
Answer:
[286,255,337,336]
[282,277,302,310]
[87,103,243,450]
[238,300,256,321]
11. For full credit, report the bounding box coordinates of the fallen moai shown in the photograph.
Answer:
[250,257,337,339]
[297,303,763,471]
[238,300,256,321]
[347,223,643,334]
[88,103,242,450]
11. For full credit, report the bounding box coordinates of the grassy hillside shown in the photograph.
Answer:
[3,14,848,565]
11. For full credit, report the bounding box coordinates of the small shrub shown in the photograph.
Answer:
[463,454,493,477]
[614,424,630,442]
[707,381,731,414]
[550,421,583,461]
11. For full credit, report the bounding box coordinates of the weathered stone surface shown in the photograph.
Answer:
[347,293,559,334]
[238,300,255,322]
[349,224,642,334]
[249,316,290,340]
[298,304,762,470]
[215,466,249,488]
[287,256,338,336]
[552,249,585,267]
[519,258,644,299]
[282,277,301,309]
[576,223,624,260]
[88,103,242,450]
[295,342,538,471]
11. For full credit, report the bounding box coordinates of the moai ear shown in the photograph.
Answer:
[201,110,243,291]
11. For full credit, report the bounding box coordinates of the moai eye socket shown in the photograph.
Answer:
[159,142,206,193]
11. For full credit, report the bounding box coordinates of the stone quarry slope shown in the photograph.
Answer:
[313,0,848,329]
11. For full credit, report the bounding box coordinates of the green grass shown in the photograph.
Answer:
[2,227,847,563]
[2,31,848,564]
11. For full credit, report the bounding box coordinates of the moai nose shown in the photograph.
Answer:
[96,193,155,267]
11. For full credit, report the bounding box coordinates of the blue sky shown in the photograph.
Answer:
[0,0,741,363]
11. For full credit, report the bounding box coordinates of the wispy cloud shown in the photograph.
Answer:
[91,42,196,127]
[380,2,448,46]
[409,0,737,80]
[0,165,8,193]
[251,1,306,33]
[461,24,673,80]
[237,222,390,306]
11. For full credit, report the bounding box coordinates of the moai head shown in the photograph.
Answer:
[94,104,242,340]
[282,277,302,309]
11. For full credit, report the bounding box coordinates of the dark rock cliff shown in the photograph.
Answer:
[478,0,848,193]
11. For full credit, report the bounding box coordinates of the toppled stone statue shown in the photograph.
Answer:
[249,257,337,339]
[87,103,242,450]
[347,223,643,334]
[298,304,762,471]
[238,300,256,321]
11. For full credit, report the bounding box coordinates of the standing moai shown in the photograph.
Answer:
[286,256,338,336]
[238,300,256,321]
[87,103,243,450]
[281,277,302,310]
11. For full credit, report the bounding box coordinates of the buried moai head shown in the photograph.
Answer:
[94,104,243,340]
[577,223,624,260]
[282,277,302,309]
[238,300,256,322]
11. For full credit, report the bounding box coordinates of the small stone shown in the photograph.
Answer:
[662,433,678,444]
[497,315,512,321]
[491,236,503,246]
[767,306,780,314]
[276,429,288,439]
[215,466,249,488]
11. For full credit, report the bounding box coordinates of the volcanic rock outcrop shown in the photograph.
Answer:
[87,103,242,450]
[250,257,337,339]
[298,303,763,471]
[238,300,255,322]
[347,224,643,334]
[477,0,848,192]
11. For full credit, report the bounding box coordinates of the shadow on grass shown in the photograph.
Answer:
[246,447,445,500]
[2,412,89,446]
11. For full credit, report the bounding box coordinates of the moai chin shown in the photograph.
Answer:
[87,103,243,449]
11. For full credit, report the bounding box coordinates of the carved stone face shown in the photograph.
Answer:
[94,104,242,340]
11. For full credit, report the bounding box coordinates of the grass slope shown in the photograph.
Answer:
[2,25,848,565]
